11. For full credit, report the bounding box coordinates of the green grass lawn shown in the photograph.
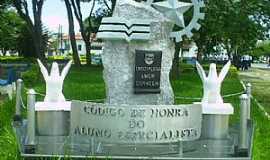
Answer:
[0,65,270,159]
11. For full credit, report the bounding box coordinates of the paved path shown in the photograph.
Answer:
[251,63,270,70]
[239,68,270,82]
[239,67,270,114]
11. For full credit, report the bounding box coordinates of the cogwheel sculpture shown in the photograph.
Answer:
[170,0,205,42]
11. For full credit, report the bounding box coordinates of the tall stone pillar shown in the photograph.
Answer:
[100,0,175,105]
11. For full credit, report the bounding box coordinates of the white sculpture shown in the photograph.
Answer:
[196,61,231,104]
[152,0,193,28]
[37,59,72,102]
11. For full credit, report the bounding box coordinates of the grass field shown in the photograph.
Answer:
[0,65,269,159]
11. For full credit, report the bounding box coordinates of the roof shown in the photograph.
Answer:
[63,33,82,40]
[62,33,97,42]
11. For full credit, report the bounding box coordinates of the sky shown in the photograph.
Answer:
[41,0,94,34]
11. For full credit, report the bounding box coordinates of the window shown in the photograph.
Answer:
[78,44,82,51]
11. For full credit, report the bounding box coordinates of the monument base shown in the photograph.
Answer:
[35,102,71,136]
[194,103,234,140]
[13,120,254,159]
[201,114,229,139]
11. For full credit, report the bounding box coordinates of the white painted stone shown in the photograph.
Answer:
[37,59,72,102]
[102,0,175,105]
[196,61,231,104]
[35,101,71,111]
[194,102,234,115]
[97,17,151,41]
[196,61,234,115]
[152,0,193,28]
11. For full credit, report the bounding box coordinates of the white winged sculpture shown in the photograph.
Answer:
[196,61,231,104]
[37,59,72,102]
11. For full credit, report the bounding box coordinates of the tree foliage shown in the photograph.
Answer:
[0,0,12,11]
[193,0,270,58]
[0,10,24,55]
[171,0,270,78]
[13,0,46,61]
[66,0,114,65]
[252,42,270,58]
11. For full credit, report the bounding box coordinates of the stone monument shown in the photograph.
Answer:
[97,0,204,105]
[13,0,254,159]
[98,0,175,105]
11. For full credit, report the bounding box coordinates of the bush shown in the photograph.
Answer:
[0,56,35,63]
[21,64,41,86]
[80,55,86,59]
[47,56,71,64]
[179,62,237,75]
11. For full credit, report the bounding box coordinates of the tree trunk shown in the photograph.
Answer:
[69,0,94,66]
[33,27,45,60]
[197,51,202,62]
[170,41,181,79]
[85,41,92,65]
[2,48,7,56]
[13,0,46,63]
[64,0,81,66]
[111,0,117,12]
[32,0,46,62]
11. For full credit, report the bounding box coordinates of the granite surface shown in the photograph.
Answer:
[102,0,175,105]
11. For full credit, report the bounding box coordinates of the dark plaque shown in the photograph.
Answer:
[134,50,162,94]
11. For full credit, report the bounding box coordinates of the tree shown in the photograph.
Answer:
[170,0,270,78]
[0,10,24,55]
[252,42,270,58]
[17,25,36,57]
[170,8,194,79]
[70,0,96,65]
[13,0,46,62]
[194,0,270,60]
[68,0,114,65]
[0,0,12,11]
[63,0,81,66]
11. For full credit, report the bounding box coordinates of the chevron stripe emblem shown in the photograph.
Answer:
[97,18,151,42]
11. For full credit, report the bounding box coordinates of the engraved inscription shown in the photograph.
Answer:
[70,101,202,144]
[74,126,112,139]
[134,50,162,94]
[150,108,189,118]
[83,104,125,117]
[117,129,198,142]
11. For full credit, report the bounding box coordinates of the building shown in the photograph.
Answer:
[58,33,103,56]
[180,41,198,59]
[179,42,230,64]
[179,42,198,64]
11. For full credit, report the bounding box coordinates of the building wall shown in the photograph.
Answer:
[60,39,102,56]
[76,40,86,55]
[180,42,198,58]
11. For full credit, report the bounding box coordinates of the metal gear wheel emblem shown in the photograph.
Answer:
[171,0,205,42]
[151,0,205,42]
